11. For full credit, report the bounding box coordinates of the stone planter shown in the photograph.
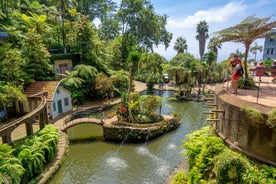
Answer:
[103,116,180,143]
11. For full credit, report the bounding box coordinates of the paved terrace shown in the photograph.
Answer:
[221,76,276,108]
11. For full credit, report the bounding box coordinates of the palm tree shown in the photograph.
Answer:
[128,51,140,96]
[196,20,209,60]
[208,36,222,61]
[250,42,263,61]
[60,70,84,88]
[214,15,276,79]
[229,49,244,59]
[74,64,98,79]
[174,36,188,54]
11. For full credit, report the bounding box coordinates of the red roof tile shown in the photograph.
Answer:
[24,81,60,101]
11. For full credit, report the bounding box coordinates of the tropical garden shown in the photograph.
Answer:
[1,0,276,183]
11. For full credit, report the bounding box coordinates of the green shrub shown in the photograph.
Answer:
[238,77,257,89]
[242,106,264,125]
[173,126,276,184]
[182,126,210,168]
[213,150,246,183]
[171,171,188,184]
[266,108,276,130]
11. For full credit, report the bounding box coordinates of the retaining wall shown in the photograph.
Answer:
[103,116,180,143]
[214,86,276,166]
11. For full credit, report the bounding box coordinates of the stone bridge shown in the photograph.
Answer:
[61,117,104,132]
[0,92,48,144]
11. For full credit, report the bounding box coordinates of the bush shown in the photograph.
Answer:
[171,171,188,184]
[174,126,276,183]
[238,77,257,89]
[242,106,264,125]
[213,150,246,183]
[266,108,276,130]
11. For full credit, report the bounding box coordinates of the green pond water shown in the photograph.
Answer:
[50,90,207,184]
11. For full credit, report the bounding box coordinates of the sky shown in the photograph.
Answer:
[112,0,276,62]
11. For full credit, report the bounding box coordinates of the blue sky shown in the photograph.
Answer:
[112,0,276,62]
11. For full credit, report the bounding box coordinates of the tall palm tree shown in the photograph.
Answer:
[174,36,188,54]
[214,15,276,79]
[128,51,140,96]
[250,42,263,61]
[196,20,209,61]
[208,36,222,61]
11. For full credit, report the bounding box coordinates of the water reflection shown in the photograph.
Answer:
[50,90,207,184]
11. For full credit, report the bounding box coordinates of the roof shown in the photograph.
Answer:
[0,31,9,39]
[24,81,61,101]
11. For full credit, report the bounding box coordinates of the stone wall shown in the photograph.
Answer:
[214,86,276,166]
[103,117,180,143]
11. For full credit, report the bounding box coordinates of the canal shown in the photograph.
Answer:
[50,90,207,184]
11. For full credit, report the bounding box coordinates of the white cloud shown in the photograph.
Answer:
[154,1,254,62]
[167,1,247,29]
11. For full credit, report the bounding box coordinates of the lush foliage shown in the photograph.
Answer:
[242,106,264,125]
[120,92,163,124]
[266,108,276,130]
[0,0,172,108]
[171,126,276,184]
[214,15,276,79]
[0,125,59,184]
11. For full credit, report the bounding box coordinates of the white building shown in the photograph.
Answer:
[263,29,276,60]
[24,81,72,120]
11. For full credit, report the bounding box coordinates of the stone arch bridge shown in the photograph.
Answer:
[61,117,104,132]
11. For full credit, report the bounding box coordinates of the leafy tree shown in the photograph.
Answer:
[47,0,72,53]
[0,43,31,85]
[116,0,172,63]
[138,52,165,78]
[250,42,263,61]
[214,15,276,79]
[72,0,117,22]
[0,83,27,108]
[98,13,119,40]
[196,20,209,61]
[68,14,97,60]
[20,29,54,81]
[174,36,188,54]
[14,11,50,34]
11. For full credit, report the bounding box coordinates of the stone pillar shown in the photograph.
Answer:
[25,119,34,136]
[1,134,12,144]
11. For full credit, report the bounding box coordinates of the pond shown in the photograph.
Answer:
[50,90,207,184]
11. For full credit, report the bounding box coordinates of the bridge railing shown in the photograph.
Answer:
[0,92,48,134]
